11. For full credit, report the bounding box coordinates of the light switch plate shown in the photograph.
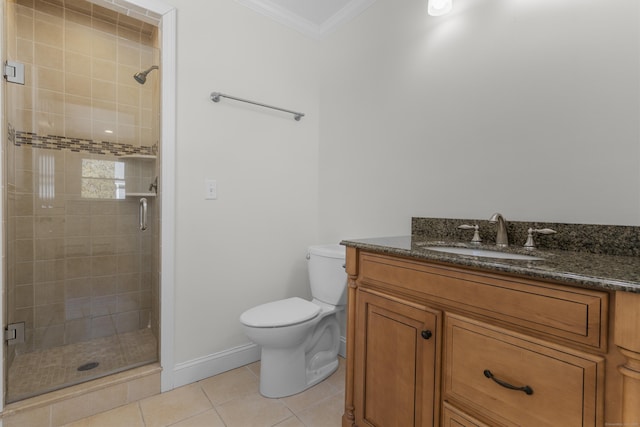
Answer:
[205,179,217,200]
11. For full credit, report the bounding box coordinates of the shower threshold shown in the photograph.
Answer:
[6,328,157,403]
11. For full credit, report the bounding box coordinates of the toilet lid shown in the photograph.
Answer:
[240,297,321,328]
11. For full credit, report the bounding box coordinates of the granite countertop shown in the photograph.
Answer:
[341,235,640,294]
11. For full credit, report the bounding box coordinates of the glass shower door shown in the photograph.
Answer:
[3,0,160,402]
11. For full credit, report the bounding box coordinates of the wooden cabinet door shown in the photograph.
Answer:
[354,288,440,427]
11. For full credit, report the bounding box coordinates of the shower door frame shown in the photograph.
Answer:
[0,0,177,411]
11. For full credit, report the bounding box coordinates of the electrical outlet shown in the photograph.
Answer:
[205,179,217,200]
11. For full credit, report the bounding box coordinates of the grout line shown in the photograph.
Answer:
[136,401,146,427]
[211,406,229,427]
[198,380,215,408]
[244,362,260,379]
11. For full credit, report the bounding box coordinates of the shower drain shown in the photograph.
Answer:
[77,362,99,372]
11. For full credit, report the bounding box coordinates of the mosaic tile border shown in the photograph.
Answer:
[12,128,155,157]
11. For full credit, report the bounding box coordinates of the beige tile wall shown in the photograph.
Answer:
[7,0,159,148]
[10,145,157,353]
[5,0,160,357]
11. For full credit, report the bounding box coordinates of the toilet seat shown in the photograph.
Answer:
[240,297,321,328]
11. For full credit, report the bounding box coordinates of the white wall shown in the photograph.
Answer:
[318,0,640,244]
[146,0,640,382]
[171,0,320,366]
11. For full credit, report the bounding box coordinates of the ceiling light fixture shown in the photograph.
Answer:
[428,0,453,16]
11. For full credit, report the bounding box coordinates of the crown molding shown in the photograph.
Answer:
[319,0,376,38]
[235,0,376,40]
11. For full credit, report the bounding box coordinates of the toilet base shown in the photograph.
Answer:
[259,346,339,398]
[258,313,342,398]
[306,358,339,390]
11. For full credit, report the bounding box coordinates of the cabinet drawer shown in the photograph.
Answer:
[359,253,607,350]
[442,402,490,427]
[444,314,604,427]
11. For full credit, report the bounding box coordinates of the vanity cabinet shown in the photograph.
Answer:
[343,248,615,427]
[354,288,440,427]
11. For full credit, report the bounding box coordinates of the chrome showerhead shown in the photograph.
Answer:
[133,65,159,84]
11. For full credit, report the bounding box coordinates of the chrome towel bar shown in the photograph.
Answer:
[210,92,305,121]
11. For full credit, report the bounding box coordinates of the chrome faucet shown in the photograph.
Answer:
[489,212,508,247]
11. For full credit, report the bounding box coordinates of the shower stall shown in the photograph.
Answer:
[3,0,161,403]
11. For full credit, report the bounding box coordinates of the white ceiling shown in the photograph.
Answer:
[235,0,377,39]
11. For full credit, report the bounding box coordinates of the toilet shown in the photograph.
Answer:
[240,244,347,398]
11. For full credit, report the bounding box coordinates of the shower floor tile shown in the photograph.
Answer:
[7,329,157,403]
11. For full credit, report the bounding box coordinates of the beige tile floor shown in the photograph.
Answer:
[64,357,346,427]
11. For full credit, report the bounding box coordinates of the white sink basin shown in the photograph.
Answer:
[423,246,543,261]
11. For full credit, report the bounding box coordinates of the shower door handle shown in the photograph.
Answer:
[139,198,148,231]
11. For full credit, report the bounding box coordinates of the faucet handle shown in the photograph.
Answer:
[458,224,482,243]
[524,228,557,249]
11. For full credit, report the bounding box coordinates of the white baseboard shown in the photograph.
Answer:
[172,335,347,389]
[172,343,260,388]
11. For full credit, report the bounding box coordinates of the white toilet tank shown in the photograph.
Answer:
[308,244,347,306]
